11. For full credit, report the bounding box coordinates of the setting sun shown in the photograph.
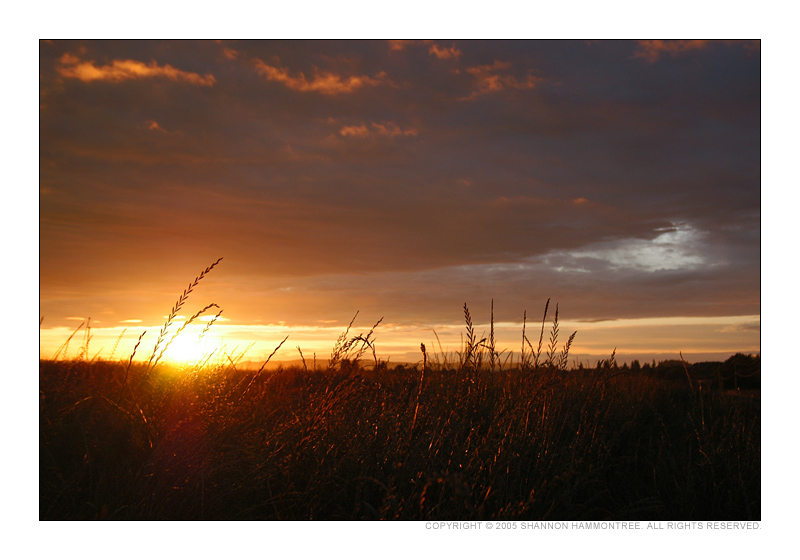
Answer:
[160,333,215,365]
[153,312,227,366]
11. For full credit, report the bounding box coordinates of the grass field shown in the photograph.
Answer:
[39,261,759,521]
[39,344,760,521]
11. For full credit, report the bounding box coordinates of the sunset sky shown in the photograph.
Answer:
[38,39,761,365]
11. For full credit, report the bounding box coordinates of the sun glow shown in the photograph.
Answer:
[161,332,218,366]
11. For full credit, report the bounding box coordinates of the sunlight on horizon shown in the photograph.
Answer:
[39,313,761,367]
[158,331,221,366]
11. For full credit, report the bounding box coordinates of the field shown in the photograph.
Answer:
[39,261,760,520]
[39,324,760,521]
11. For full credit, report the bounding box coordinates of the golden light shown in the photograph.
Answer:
[161,331,216,366]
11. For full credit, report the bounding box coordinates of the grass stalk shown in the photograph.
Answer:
[52,321,84,361]
[109,328,127,362]
[146,257,223,372]
[534,298,550,369]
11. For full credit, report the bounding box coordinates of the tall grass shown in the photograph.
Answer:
[145,257,224,375]
[328,312,384,371]
[39,265,760,521]
[40,358,760,520]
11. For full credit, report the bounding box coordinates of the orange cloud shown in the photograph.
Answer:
[253,59,386,95]
[145,120,168,133]
[634,40,761,62]
[388,40,462,60]
[222,47,239,60]
[339,124,370,137]
[461,60,541,100]
[56,53,216,86]
[429,43,462,60]
[371,122,417,137]
[388,40,414,51]
[633,40,710,63]
[340,122,417,138]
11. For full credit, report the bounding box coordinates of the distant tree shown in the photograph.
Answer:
[656,360,686,381]
[719,353,760,390]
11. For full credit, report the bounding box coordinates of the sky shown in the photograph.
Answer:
[38,39,761,365]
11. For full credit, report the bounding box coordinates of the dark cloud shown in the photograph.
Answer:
[39,40,760,359]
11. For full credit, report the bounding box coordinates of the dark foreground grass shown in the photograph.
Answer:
[40,357,760,520]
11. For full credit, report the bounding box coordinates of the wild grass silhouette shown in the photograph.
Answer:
[39,260,760,520]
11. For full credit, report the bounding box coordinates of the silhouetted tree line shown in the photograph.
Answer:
[615,353,760,390]
[384,353,760,391]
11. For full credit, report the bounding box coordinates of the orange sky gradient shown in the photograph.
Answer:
[39,40,761,366]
